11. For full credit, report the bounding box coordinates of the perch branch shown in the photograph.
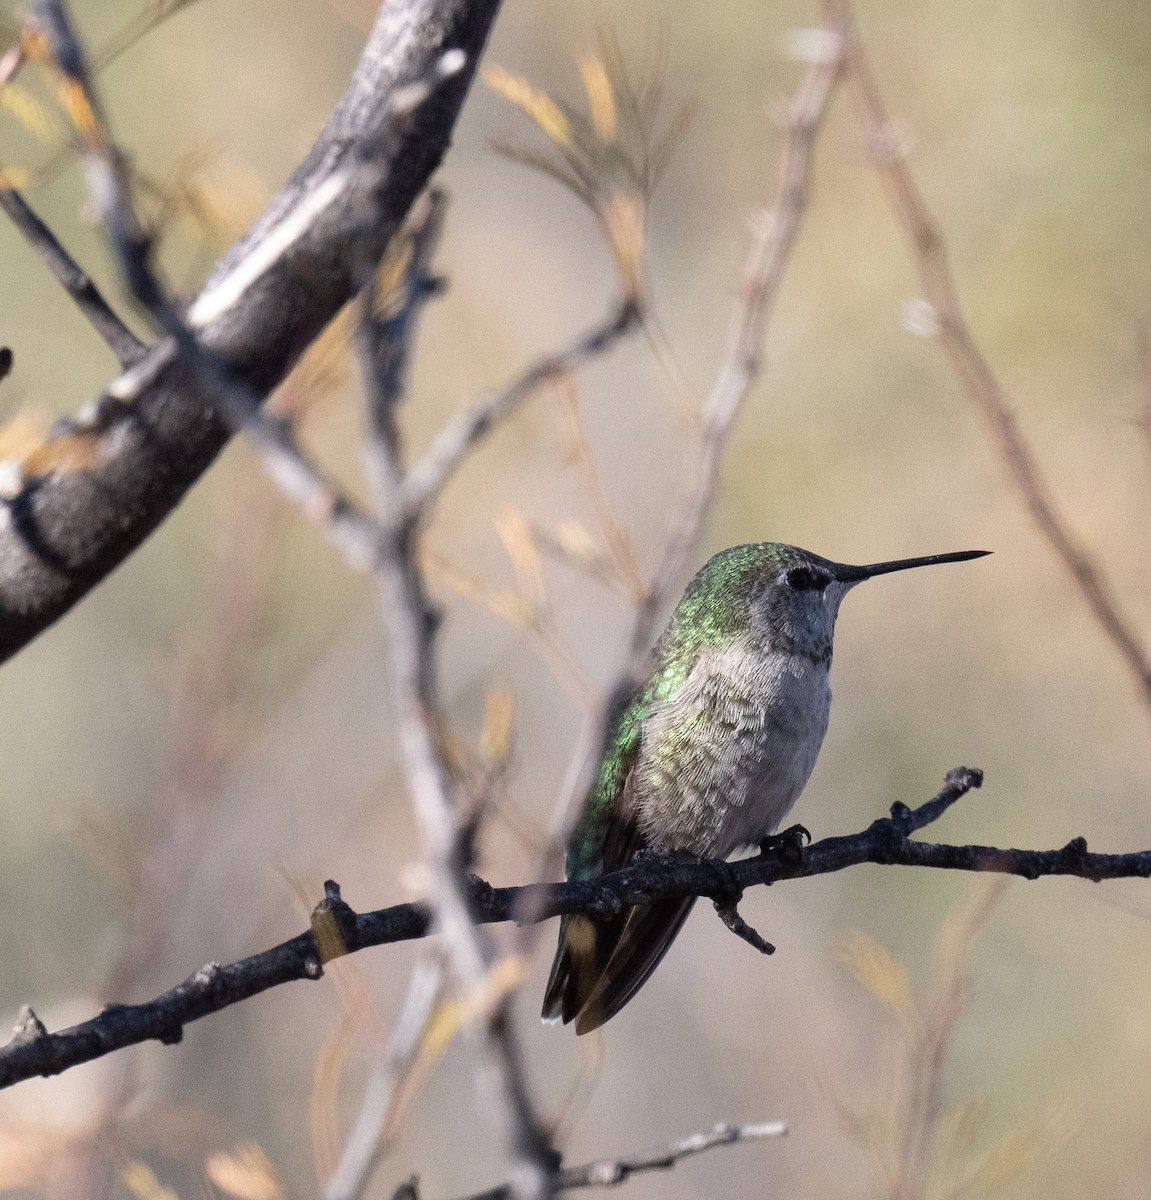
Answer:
[6,768,1151,1090]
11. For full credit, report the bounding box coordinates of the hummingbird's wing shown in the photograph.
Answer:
[541,682,697,1034]
[540,802,696,1032]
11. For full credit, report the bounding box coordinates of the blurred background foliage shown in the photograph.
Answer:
[0,0,1150,1197]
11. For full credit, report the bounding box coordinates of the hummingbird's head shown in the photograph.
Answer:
[747,545,858,664]
[678,543,989,666]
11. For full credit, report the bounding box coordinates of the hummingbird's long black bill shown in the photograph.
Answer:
[836,549,990,583]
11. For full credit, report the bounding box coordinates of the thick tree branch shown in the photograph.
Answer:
[0,0,502,661]
[5,767,1151,1092]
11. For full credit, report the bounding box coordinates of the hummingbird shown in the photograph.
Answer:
[542,542,988,1034]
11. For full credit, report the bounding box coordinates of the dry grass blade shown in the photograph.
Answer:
[555,378,646,600]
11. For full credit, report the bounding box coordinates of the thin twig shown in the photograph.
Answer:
[323,954,448,1200]
[889,879,1007,1200]
[555,378,646,602]
[632,28,845,660]
[10,767,1151,1090]
[0,188,145,366]
[828,0,1151,713]
[453,1120,788,1200]
[401,298,641,516]
[358,184,555,1200]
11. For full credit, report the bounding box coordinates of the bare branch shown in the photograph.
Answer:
[828,0,1151,713]
[32,1,407,586]
[359,185,556,1200]
[401,298,641,516]
[453,1120,788,1200]
[0,189,145,367]
[7,767,1151,1090]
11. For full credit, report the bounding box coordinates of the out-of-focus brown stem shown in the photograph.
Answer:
[635,27,846,660]
[827,0,1151,714]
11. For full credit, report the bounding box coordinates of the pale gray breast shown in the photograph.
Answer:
[633,645,831,858]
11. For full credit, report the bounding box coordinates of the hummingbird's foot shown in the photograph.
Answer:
[714,901,776,956]
[706,858,743,906]
[760,824,811,867]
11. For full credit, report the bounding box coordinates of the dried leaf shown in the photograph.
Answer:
[422,957,529,1057]
[958,1098,1080,1197]
[579,54,617,142]
[56,77,102,146]
[425,550,535,628]
[965,1128,1045,1191]
[555,520,602,565]
[601,191,647,301]
[310,1029,352,1184]
[0,83,61,140]
[483,64,573,147]
[937,1097,988,1155]
[121,1162,180,1200]
[495,508,547,610]
[838,928,917,1024]
[205,1142,283,1200]
[479,687,516,766]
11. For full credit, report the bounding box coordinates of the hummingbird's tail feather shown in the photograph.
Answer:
[540,898,697,1033]
[541,913,594,1026]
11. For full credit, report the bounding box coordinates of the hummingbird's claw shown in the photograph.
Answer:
[759,824,811,866]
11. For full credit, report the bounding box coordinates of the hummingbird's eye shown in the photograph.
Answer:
[785,566,829,591]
